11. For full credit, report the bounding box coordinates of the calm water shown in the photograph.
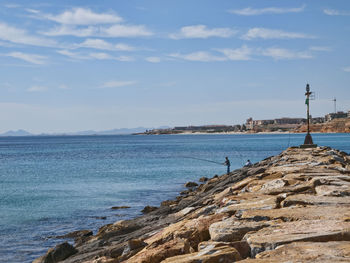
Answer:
[1,133,350,262]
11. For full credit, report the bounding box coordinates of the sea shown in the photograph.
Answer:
[1,133,350,263]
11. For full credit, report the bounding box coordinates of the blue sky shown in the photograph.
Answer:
[0,0,349,133]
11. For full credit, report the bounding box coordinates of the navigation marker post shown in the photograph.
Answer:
[301,83,317,148]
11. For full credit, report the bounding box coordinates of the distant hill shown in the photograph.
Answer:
[0,129,33,136]
[0,127,171,137]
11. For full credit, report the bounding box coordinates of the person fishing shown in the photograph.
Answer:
[245,159,252,167]
[224,157,230,174]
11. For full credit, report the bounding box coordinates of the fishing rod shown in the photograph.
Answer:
[181,156,224,165]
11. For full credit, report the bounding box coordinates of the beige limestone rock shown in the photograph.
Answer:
[160,245,241,263]
[316,184,350,197]
[126,238,191,263]
[241,206,350,221]
[238,241,350,262]
[243,220,350,256]
[216,194,279,214]
[198,240,250,259]
[281,193,350,207]
[209,217,271,242]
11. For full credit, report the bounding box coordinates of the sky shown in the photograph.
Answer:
[0,0,349,133]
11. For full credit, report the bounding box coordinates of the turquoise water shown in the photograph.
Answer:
[1,133,350,262]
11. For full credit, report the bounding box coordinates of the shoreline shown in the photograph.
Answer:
[35,146,350,263]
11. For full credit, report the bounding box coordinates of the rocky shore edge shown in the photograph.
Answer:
[34,146,350,263]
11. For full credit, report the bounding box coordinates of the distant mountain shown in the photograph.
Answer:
[0,129,33,136]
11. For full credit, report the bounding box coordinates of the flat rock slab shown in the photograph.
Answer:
[161,245,241,263]
[281,194,350,207]
[216,194,279,214]
[244,220,350,257]
[241,205,350,221]
[238,241,350,262]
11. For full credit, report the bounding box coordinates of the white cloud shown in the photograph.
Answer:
[77,39,136,51]
[229,5,305,15]
[43,24,153,38]
[260,47,312,60]
[44,8,123,25]
[169,51,226,62]
[57,49,134,61]
[27,86,48,92]
[145,57,161,63]
[100,81,137,88]
[216,46,252,61]
[89,52,112,60]
[0,22,57,47]
[170,25,237,39]
[57,49,88,60]
[309,46,332,52]
[26,8,40,14]
[323,9,350,16]
[343,67,350,72]
[100,24,153,37]
[43,25,96,37]
[58,84,69,90]
[5,52,47,64]
[242,28,314,40]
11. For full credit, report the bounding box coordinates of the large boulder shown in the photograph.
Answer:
[33,242,77,263]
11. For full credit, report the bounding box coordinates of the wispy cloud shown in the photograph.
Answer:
[169,51,226,62]
[43,24,153,38]
[5,52,47,64]
[0,22,57,47]
[27,86,48,92]
[100,80,137,88]
[169,46,313,62]
[43,8,123,25]
[260,47,312,60]
[57,49,134,61]
[229,5,305,15]
[216,46,252,61]
[323,9,350,16]
[242,28,314,40]
[343,67,350,72]
[145,57,161,63]
[170,25,237,39]
[76,39,136,51]
[100,24,153,37]
[309,46,332,52]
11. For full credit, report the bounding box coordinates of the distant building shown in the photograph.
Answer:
[274,118,306,125]
[311,117,325,124]
[348,110,350,118]
[325,111,348,122]
[246,118,274,129]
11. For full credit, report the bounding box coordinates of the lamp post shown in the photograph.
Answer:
[301,83,317,147]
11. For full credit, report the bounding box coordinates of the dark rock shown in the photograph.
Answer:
[199,177,209,182]
[111,206,131,210]
[141,205,158,214]
[185,181,198,188]
[56,230,93,239]
[33,242,77,263]
[94,216,107,220]
[161,200,178,206]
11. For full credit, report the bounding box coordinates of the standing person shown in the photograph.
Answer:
[224,157,230,174]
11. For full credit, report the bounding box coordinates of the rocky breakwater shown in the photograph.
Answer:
[35,146,350,263]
